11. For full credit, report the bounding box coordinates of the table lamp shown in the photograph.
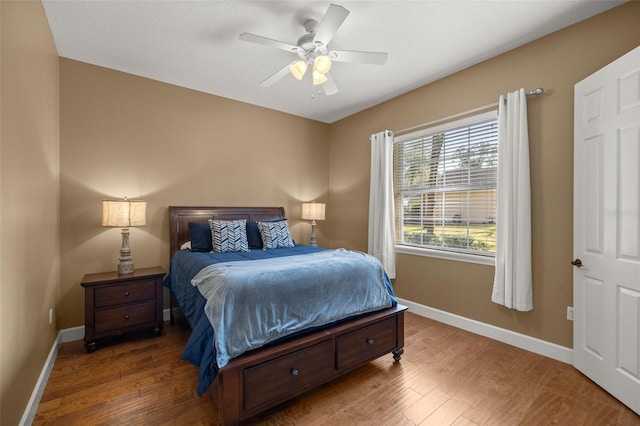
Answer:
[301,202,325,247]
[102,198,146,274]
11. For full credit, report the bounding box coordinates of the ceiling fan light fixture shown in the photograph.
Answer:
[239,4,388,95]
[313,55,332,74]
[312,70,328,86]
[290,61,308,80]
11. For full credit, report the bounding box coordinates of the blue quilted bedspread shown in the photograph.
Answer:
[164,245,396,395]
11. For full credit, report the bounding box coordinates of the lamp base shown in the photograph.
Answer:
[310,220,318,248]
[118,260,134,275]
[118,228,135,275]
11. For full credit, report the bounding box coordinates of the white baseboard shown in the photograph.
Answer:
[19,331,61,426]
[60,325,84,343]
[397,297,573,364]
[20,308,172,425]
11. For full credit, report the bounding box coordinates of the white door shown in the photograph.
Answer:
[574,45,640,415]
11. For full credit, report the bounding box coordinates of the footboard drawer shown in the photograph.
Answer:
[336,317,397,370]
[244,339,334,411]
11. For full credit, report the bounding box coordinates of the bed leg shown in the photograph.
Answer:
[392,347,404,362]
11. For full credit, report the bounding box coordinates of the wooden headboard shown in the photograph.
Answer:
[168,206,286,259]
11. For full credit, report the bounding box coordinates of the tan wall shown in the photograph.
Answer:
[328,1,640,348]
[0,1,60,424]
[59,59,330,329]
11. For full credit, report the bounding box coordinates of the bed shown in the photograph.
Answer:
[166,206,406,425]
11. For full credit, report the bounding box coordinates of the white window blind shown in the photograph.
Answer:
[394,111,498,257]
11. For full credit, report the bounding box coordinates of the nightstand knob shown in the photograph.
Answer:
[291,368,299,376]
[124,291,130,297]
[367,338,374,345]
[124,314,130,320]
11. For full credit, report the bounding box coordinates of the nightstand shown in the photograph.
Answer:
[81,266,165,353]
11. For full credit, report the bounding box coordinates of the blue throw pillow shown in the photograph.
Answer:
[246,221,263,249]
[189,222,213,252]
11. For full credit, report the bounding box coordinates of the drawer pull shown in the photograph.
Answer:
[367,338,374,345]
[290,368,299,376]
[124,291,130,297]
[124,314,130,320]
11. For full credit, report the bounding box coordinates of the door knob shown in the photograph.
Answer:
[571,259,583,267]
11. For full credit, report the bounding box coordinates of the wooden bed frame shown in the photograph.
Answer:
[168,206,406,425]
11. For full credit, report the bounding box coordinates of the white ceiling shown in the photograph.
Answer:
[42,1,623,123]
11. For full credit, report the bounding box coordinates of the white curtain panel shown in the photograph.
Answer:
[368,130,396,279]
[491,89,533,311]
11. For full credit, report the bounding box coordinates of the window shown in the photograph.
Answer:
[394,111,498,260]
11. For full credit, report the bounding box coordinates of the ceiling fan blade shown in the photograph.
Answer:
[321,73,339,96]
[313,4,349,47]
[330,50,388,65]
[259,62,294,87]
[239,33,298,53]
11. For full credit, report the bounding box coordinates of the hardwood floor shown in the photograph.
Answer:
[34,313,639,425]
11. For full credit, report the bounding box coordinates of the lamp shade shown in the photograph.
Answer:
[312,70,328,86]
[102,200,147,227]
[313,55,332,74]
[301,202,325,221]
[290,61,308,80]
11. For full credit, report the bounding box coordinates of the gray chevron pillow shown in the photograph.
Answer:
[209,219,249,253]
[257,220,295,249]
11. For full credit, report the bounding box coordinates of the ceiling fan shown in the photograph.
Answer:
[239,3,388,96]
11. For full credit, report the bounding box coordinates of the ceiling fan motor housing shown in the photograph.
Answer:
[297,33,316,53]
[296,20,328,61]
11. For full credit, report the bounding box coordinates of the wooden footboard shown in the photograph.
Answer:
[213,304,407,425]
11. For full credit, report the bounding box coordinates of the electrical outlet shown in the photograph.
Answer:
[567,306,574,321]
[49,308,54,325]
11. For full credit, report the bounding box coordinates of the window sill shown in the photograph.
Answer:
[395,244,495,266]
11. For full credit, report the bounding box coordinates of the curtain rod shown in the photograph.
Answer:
[394,88,544,136]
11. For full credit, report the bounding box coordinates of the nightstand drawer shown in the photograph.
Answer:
[244,340,334,411]
[94,302,156,333]
[94,280,155,308]
[336,317,397,370]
